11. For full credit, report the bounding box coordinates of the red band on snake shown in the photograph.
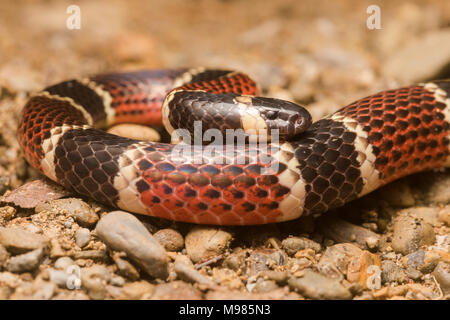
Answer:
[17,69,450,225]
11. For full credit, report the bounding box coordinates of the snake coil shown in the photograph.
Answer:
[18,69,450,225]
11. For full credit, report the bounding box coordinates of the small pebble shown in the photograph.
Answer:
[382,252,397,260]
[405,267,422,281]
[248,249,285,275]
[318,243,362,279]
[381,260,407,284]
[281,236,321,256]
[252,279,279,293]
[391,213,435,255]
[64,218,74,229]
[48,268,70,288]
[403,250,440,274]
[0,206,16,220]
[185,226,232,264]
[54,256,75,271]
[153,228,184,252]
[432,262,450,295]
[111,275,125,287]
[222,249,246,271]
[81,265,111,300]
[0,272,20,289]
[6,248,46,273]
[288,269,352,299]
[75,228,91,248]
[0,227,49,254]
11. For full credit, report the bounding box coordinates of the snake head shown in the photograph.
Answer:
[251,97,312,141]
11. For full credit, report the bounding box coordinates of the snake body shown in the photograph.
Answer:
[17,69,450,225]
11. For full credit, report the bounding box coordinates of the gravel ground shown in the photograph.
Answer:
[0,0,449,300]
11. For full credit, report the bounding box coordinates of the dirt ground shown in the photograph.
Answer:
[0,0,449,300]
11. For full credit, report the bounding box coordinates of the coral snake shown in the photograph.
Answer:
[17,68,450,225]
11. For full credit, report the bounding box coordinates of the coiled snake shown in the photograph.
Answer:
[17,69,450,225]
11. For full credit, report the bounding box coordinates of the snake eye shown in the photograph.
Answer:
[266,110,278,120]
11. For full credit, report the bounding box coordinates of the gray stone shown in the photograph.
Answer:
[0,227,49,254]
[288,269,352,299]
[405,267,422,280]
[432,262,450,295]
[281,236,321,256]
[6,248,46,273]
[64,218,73,229]
[404,250,440,274]
[381,260,407,284]
[48,268,70,288]
[95,211,168,279]
[75,228,91,248]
